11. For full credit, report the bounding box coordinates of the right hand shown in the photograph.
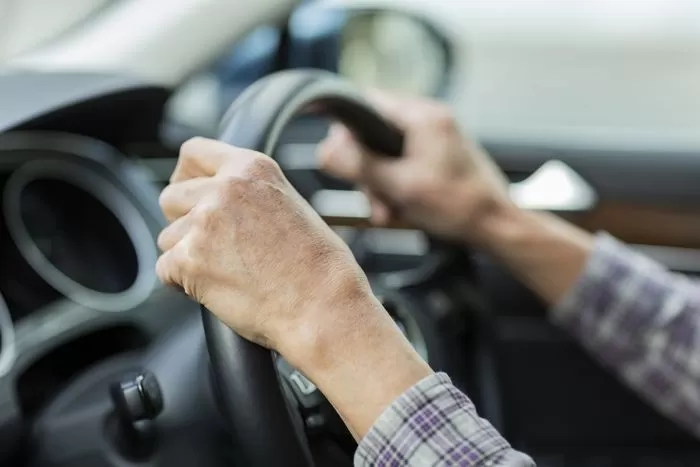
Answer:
[317,91,512,245]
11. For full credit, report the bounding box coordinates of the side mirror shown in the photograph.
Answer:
[289,4,452,98]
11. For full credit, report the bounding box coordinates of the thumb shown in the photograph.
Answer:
[318,123,408,195]
[364,189,392,226]
[317,89,415,181]
[317,124,365,183]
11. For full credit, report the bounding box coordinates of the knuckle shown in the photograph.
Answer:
[156,229,168,251]
[398,175,431,204]
[218,176,250,203]
[158,184,176,210]
[155,254,170,281]
[411,179,433,202]
[401,100,455,131]
[190,200,220,230]
[173,248,198,276]
[401,185,423,205]
[243,155,281,180]
[173,242,200,275]
[173,137,219,182]
[180,136,208,158]
[428,104,457,131]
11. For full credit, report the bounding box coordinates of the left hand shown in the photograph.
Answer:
[157,137,432,438]
[156,137,388,369]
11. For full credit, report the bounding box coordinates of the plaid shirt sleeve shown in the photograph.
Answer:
[551,232,700,435]
[355,232,700,466]
[354,372,535,466]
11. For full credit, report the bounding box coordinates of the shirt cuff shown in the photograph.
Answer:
[355,372,527,466]
[549,231,662,327]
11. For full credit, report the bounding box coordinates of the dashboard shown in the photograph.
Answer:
[0,73,197,463]
[0,131,200,457]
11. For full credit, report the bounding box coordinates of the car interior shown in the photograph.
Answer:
[1,1,699,466]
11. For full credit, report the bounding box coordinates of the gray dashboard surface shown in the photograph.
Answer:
[0,71,167,134]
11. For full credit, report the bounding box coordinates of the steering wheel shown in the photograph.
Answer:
[201,69,407,466]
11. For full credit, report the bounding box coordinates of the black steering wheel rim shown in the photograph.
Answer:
[202,69,404,467]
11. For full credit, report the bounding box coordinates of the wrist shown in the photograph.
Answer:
[286,286,432,438]
[475,203,593,258]
[468,203,595,304]
[290,285,428,379]
[465,197,525,252]
[281,276,378,373]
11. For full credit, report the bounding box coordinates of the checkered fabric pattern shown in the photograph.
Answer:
[355,232,700,465]
[354,371,535,466]
[551,233,700,437]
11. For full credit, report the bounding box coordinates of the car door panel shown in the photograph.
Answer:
[480,142,700,461]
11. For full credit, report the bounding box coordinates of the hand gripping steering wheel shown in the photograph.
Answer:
[202,70,406,466]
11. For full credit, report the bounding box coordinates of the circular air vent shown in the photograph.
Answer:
[3,160,158,312]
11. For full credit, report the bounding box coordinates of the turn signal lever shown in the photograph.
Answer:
[107,370,164,461]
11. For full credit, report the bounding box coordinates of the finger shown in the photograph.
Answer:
[318,123,410,200]
[170,137,236,183]
[155,248,182,289]
[157,214,192,252]
[159,177,213,222]
[360,188,391,226]
[317,124,366,182]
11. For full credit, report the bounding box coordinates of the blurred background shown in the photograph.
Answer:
[3,0,699,146]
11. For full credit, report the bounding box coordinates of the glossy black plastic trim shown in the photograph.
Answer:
[0,72,168,144]
[0,131,181,463]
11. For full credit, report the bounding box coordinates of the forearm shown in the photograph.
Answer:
[476,203,700,435]
[549,233,700,435]
[292,292,433,439]
[290,290,535,466]
[474,204,594,306]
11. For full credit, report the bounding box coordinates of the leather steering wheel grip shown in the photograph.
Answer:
[202,69,405,467]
